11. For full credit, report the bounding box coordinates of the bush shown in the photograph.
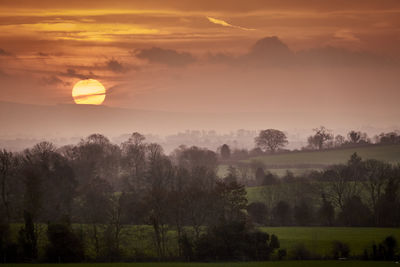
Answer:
[332,240,350,259]
[45,222,84,262]
[194,221,279,261]
[367,235,398,261]
[290,243,311,260]
[247,202,268,225]
[278,249,287,260]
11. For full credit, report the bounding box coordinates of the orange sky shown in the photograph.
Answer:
[0,0,400,128]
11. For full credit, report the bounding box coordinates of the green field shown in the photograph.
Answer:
[3,262,397,267]
[260,227,400,256]
[246,144,400,167]
[246,186,267,202]
[218,144,400,179]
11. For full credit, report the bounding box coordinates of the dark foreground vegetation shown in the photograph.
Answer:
[0,130,399,263]
[2,261,399,267]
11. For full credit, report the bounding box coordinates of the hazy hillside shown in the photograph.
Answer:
[245,144,400,167]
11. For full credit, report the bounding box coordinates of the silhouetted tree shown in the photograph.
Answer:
[45,219,84,262]
[273,201,291,225]
[332,241,350,259]
[307,126,333,150]
[338,196,371,226]
[294,200,313,226]
[247,202,267,225]
[362,159,391,225]
[220,144,231,160]
[334,135,345,147]
[255,129,288,153]
[18,211,37,261]
[318,194,335,226]
[347,130,369,145]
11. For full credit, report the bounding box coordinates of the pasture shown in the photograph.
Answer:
[245,144,400,168]
[260,227,400,256]
[218,144,400,178]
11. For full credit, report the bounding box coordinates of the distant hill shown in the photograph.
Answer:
[0,101,282,138]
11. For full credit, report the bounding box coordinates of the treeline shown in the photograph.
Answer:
[0,133,280,262]
[0,133,399,262]
[243,153,400,227]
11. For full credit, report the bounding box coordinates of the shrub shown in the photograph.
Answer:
[332,240,350,259]
[290,243,311,260]
[278,249,287,260]
[247,202,268,225]
[45,222,84,262]
[194,221,279,261]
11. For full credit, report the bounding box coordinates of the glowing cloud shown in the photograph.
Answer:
[206,16,255,31]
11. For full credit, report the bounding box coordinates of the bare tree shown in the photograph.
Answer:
[347,130,369,145]
[0,149,13,222]
[334,135,345,147]
[362,159,391,225]
[121,132,147,190]
[308,126,333,150]
[322,165,360,210]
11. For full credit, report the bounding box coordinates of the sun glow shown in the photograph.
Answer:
[72,79,106,105]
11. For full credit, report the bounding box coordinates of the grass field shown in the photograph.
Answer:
[260,227,400,256]
[3,261,397,267]
[218,145,400,179]
[246,186,267,202]
[246,144,400,167]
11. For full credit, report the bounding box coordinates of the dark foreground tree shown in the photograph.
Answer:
[195,221,279,261]
[220,144,231,160]
[45,219,84,262]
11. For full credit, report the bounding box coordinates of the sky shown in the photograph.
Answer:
[0,0,400,133]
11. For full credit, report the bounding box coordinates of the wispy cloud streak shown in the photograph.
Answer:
[206,16,255,31]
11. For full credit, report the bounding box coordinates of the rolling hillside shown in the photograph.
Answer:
[245,144,400,168]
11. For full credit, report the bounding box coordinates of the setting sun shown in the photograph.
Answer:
[72,79,106,105]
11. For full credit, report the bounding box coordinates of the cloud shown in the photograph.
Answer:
[333,29,360,42]
[60,68,96,80]
[205,36,399,68]
[297,46,398,67]
[0,48,13,56]
[40,75,66,86]
[244,36,294,66]
[0,69,7,77]
[37,52,50,57]
[135,47,195,67]
[106,59,127,73]
[206,16,255,31]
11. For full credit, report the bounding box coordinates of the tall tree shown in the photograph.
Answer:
[220,144,231,160]
[0,150,14,222]
[362,159,391,226]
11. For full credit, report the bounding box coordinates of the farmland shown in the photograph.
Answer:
[246,144,400,167]
[218,144,400,178]
[260,227,400,256]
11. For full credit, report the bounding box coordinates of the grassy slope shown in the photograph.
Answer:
[246,144,400,167]
[260,227,400,256]
[218,145,400,178]
[3,262,396,267]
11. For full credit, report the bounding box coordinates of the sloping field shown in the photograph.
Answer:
[260,227,400,256]
[246,144,400,168]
